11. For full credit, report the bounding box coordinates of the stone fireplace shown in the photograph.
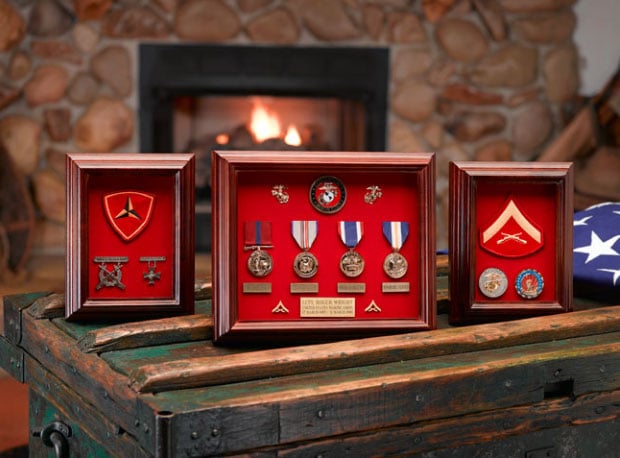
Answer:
[0,0,581,269]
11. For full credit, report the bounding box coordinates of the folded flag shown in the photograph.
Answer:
[573,202,620,302]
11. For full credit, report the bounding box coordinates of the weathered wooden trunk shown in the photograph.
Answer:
[2,275,620,456]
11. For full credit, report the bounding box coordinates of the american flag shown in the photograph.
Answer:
[573,202,620,302]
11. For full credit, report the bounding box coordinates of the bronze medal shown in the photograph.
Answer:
[247,248,273,277]
[340,249,364,278]
[383,252,408,279]
[293,251,318,279]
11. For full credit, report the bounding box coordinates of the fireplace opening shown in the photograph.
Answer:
[139,44,389,251]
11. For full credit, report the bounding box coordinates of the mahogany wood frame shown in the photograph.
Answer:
[212,150,436,344]
[449,161,574,324]
[65,153,195,320]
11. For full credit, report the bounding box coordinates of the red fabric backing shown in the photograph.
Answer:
[236,170,422,321]
[475,182,557,302]
[86,172,175,300]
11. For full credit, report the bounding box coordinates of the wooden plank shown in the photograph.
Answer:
[130,306,620,392]
[275,389,620,457]
[135,332,620,455]
[101,341,245,377]
[26,356,150,458]
[27,292,65,319]
[2,292,49,344]
[77,314,213,353]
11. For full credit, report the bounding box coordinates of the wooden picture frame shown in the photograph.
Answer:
[212,150,436,344]
[449,161,573,324]
[65,153,195,320]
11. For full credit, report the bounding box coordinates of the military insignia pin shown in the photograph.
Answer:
[309,176,346,214]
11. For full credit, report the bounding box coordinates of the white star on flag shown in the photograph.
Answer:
[573,202,620,301]
[573,231,620,264]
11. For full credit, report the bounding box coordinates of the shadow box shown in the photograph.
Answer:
[65,153,195,321]
[211,150,436,344]
[449,161,574,325]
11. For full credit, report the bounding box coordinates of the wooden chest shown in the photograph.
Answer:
[1,280,620,456]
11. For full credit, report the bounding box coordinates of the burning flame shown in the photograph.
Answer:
[250,101,281,143]
[248,99,303,147]
[284,125,302,146]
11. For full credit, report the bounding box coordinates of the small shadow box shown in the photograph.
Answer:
[65,153,195,321]
[449,161,574,324]
[211,150,436,344]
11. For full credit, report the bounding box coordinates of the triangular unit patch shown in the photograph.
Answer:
[480,198,543,258]
[103,191,155,242]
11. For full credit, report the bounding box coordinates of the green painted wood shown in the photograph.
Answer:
[26,354,150,457]
[2,291,49,344]
[0,335,23,381]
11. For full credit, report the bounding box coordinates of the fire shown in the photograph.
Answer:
[284,125,302,146]
[248,99,303,147]
[249,101,281,143]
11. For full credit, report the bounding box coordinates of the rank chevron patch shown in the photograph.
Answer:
[103,191,155,242]
[480,198,543,257]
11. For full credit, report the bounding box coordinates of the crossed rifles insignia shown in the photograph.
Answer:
[480,198,543,258]
[103,191,155,242]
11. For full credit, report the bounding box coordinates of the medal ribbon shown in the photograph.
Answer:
[382,221,409,251]
[244,221,272,247]
[338,221,363,249]
[291,220,318,251]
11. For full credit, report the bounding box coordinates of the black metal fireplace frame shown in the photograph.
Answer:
[139,43,389,153]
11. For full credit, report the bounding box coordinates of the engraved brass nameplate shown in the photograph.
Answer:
[382,282,410,293]
[243,283,272,294]
[337,283,366,294]
[290,283,319,294]
[300,297,355,318]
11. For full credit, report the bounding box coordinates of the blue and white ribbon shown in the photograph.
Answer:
[382,221,409,251]
[338,221,363,249]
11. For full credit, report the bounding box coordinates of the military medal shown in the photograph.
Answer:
[291,220,319,278]
[309,176,346,214]
[382,221,409,279]
[478,267,508,298]
[480,198,543,258]
[140,256,165,285]
[103,191,155,242]
[515,268,544,299]
[244,221,273,277]
[338,221,364,278]
[93,256,128,291]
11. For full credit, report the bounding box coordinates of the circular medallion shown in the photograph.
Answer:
[293,251,318,278]
[309,176,346,214]
[478,267,508,299]
[515,269,544,299]
[383,252,408,279]
[247,249,273,277]
[340,250,364,278]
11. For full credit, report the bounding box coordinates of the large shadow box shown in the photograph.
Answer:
[212,150,436,344]
[449,161,574,324]
[65,153,195,321]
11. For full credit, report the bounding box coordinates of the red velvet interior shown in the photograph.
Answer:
[475,182,557,303]
[235,169,422,321]
[86,172,175,300]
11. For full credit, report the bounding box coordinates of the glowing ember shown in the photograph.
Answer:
[284,125,302,146]
[249,101,281,142]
